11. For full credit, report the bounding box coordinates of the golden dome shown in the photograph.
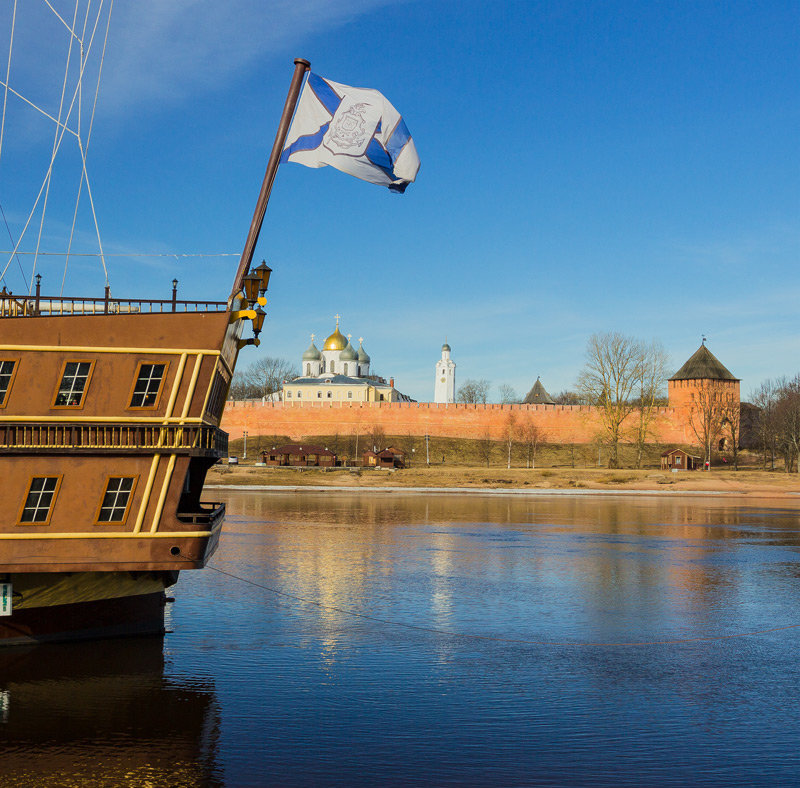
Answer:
[323,326,348,351]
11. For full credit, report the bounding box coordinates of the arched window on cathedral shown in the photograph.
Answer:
[321,359,325,373]
[306,363,310,375]
[344,364,348,375]
[330,361,335,373]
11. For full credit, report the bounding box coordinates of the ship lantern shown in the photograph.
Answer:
[242,272,261,303]
[253,261,272,293]
[252,305,266,337]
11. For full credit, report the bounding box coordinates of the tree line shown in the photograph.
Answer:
[229,357,297,400]
[751,376,800,472]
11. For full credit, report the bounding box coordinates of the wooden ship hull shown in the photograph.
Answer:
[0,302,247,645]
[0,55,310,646]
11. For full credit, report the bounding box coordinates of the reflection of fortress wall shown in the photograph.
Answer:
[222,400,695,444]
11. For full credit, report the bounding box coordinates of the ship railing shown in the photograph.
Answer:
[0,423,229,455]
[0,294,227,317]
[176,501,226,526]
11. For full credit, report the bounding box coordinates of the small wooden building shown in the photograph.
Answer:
[262,443,337,467]
[362,447,406,469]
[660,448,701,471]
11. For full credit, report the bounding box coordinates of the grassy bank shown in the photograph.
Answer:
[207,463,800,497]
[226,433,777,472]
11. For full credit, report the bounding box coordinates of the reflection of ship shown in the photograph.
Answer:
[0,635,221,785]
[0,10,311,645]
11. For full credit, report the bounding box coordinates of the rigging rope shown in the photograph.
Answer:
[31,0,82,295]
[0,0,17,167]
[0,204,27,287]
[62,0,114,294]
[205,563,800,649]
[0,1,113,290]
[1,251,238,258]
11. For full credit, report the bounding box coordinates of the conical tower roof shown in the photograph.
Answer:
[669,344,738,381]
[523,377,555,405]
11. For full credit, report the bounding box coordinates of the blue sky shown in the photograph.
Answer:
[1,0,798,402]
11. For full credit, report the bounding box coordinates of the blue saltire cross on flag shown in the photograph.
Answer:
[280,73,420,193]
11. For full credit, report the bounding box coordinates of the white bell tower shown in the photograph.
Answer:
[434,341,456,403]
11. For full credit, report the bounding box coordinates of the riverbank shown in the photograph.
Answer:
[206,464,800,499]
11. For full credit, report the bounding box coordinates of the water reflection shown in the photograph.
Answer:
[0,636,222,788]
[3,492,800,786]
[216,491,800,647]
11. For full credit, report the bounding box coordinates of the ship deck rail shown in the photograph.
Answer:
[0,289,227,317]
[0,422,228,456]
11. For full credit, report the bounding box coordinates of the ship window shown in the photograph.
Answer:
[0,359,17,407]
[130,363,167,408]
[54,361,93,407]
[19,476,61,524]
[96,477,136,523]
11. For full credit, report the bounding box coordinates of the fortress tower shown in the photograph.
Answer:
[668,342,740,411]
[434,341,456,404]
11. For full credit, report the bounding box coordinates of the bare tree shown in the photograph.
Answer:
[553,390,590,405]
[774,375,800,473]
[632,340,669,469]
[518,417,546,468]
[751,379,779,469]
[722,397,742,470]
[498,384,519,404]
[576,332,642,468]
[503,412,517,468]
[230,356,297,400]
[368,425,386,453]
[476,430,494,467]
[686,382,731,469]
[457,379,491,404]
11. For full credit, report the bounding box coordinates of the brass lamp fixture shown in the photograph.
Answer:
[253,261,272,292]
[242,272,261,303]
[252,261,271,306]
[252,305,266,338]
[233,264,271,348]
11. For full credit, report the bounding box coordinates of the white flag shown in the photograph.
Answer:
[281,73,420,193]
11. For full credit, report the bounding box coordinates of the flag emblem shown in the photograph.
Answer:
[326,102,373,155]
[281,73,420,193]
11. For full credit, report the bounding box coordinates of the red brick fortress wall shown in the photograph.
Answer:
[221,400,696,445]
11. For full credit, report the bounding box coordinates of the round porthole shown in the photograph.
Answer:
[170,546,181,556]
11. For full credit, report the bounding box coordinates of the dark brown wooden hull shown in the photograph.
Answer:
[0,571,179,647]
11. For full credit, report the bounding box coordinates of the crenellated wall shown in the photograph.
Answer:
[221,400,697,445]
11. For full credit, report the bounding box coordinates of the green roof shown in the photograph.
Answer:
[669,344,738,381]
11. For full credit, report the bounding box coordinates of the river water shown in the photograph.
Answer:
[2,490,800,786]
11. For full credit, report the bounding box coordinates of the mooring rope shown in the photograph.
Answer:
[204,563,800,648]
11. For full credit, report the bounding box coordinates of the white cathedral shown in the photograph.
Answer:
[434,341,456,403]
[282,316,413,403]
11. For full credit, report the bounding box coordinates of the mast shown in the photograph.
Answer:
[230,58,310,300]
